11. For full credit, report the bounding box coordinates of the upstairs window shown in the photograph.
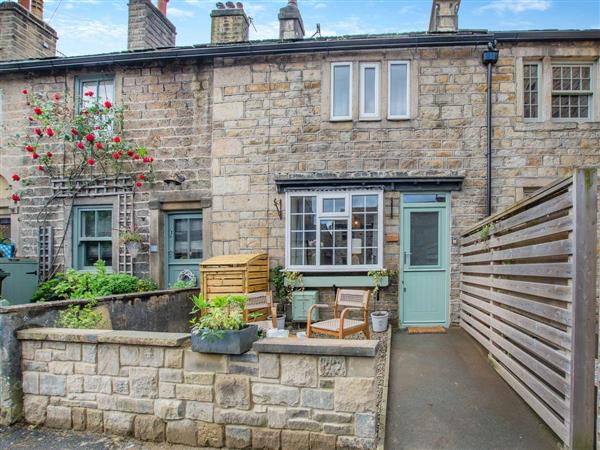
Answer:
[360,63,380,119]
[388,61,409,119]
[523,63,540,119]
[551,64,592,119]
[74,206,113,270]
[286,190,383,271]
[76,75,115,111]
[331,63,352,120]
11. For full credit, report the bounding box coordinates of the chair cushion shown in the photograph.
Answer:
[311,318,364,332]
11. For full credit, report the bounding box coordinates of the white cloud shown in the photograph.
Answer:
[479,0,551,14]
[250,20,279,40]
[169,7,195,18]
[50,16,127,56]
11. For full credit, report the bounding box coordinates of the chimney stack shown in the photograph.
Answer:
[210,2,249,44]
[0,0,57,62]
[428,0,460,33]
[278,0,304,40]
[127,0,176,51]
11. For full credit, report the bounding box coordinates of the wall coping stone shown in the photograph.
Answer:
[253,337,378,357]
[17,328,190,347]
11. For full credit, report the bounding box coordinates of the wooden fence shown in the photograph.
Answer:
[459,169,597,449]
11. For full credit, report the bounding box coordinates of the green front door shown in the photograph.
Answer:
[400,194,449,326]
[165,212,203,288]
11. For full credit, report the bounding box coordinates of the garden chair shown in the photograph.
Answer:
[243,291,278,331]
[306,289,371,339]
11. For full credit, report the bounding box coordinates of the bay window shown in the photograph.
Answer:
[286,190,383,271]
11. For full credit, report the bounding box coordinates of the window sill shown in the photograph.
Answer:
[329,117,353,122]
[285,275,389,288]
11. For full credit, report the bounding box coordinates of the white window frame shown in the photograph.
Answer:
[359,63,380,120]
[523,61,542,122]
[388,60,410,120]
[330,62,353,121]
[318,193,348,217]
[285,189,384,272]
[550,62,594,121]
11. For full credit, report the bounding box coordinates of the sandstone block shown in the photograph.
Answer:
[72,407,86,431]
[159,368,183,383]
[184,371,214,385]
[23,395,48,425]
[84,375,111,394]
[301,388,334,410]
[319,356,346,377]
[281,430,309,450]
[175,383,212,402]
[66,375,84,394]
[165,348,183,368]
[115,397,154,414]
[312,410,353,423]
[334,377,376,412]
[337,436,376,450]
[213,138,242,157]
[22,341,41,360]
[81,344,96,363]
[310,432,338,450]
[45,405,71,429]
[197,422,224,447]
[49,361,74,375]
[184,351,226,373]
[120,345,139,365]
[155,399,184,420]
[355,413,377,438]
[214,66,251,87]
[267,406,287,429]
[252,383,300,406]
[186,401,214,421]
[39,373,66,396]
[347,357,376,377]
[98,344,120,376]
[166,419,197,446]
[252,428,281,450]
[74,363,96,375]
[130,367,158,398]
[103,411,134,436]
[22,371,39,394]
[86,409,103,433]
[259,353,279,378]
[215,374,250,409]
[112,377,129,395]
[213,176,250,195]
[139,346,164,367]
[214,408,267,427]
[323,423,353,435]
[288,418,322,432]
[134,415,165,442]
[159,382,176,398]
[225,425,252,449]
[281,355,317,387]
[213,102,244,121]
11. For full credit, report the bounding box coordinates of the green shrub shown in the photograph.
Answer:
[190,294,247,341]
[170,279,196,289]
[56,300,103,329]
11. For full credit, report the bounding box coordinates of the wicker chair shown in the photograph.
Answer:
[306,289,370,339]
[243,291,278,331]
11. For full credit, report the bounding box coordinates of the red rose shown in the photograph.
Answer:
[143,156,150,164]
[21,89,28,95]
[11,194,20,202]
[76,142,85,150]
[94,126,101,130]
[25,145,34,152]
[34,128,42,136]
[71,128,79,136]
[112,152,120,160]
[11,174,20,182]
[133,154,140,160]
[84,91,94,97]
[126,150,134,157]
[33,107,42,115]
[85,133,95,143]
[46,152,53,158]
[104,100,112,109]
[138,174,145,180]
[45,127,54,137]
[112,136,121,143]
[37,165,44,171]
[32,152,39,160]
[53,93,61,101]
[135,181,142,188]
[96,142,103,150]
[87,158,95,166]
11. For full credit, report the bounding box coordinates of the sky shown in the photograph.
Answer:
[33,0,600,57]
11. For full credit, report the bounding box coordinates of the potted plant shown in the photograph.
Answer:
[368,268,394,332]
[270,265,304,325]
[119,228,144,258]
[190,293,258,354]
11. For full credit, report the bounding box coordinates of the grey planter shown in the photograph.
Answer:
[191,324,258,355]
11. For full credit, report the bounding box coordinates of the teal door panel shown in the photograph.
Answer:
[164,212,203,288]
[400,195,449,326]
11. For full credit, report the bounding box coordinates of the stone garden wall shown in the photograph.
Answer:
[17,328,380,449]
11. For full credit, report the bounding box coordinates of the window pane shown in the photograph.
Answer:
[333,65,350,117]
[82,211,95,237]
[97,210,112,237]
[189,218,203,259]
[323,197,345,213]
[83,242,99,266]
[404,194,446,203]
[523,63,538,119]
[100,242,113,266]
[410,211,439,266]
[320,219,347,266]
[390,63,408,116]
[174,219,189,259]
[291,197,303,214]
[363,67,376,114]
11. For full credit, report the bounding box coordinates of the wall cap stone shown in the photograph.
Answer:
[17,328,190,347]
[253,338,378,357]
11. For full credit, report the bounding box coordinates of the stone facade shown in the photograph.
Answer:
[0,2,57,62]
[18,329,380,449]
[127,0,176,51]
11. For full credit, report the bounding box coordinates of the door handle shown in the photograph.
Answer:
[403,251,411,265]
[401,279,406,292]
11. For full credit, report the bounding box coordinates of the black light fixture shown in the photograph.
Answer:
[482,40,499,65]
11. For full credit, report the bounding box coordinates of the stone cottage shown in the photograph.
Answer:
[0,0,599,326]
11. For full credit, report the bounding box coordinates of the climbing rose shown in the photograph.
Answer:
[104,100,112,109]
[84,91,94,97]
[11,174,20,182]
[76,142,85,150]
[32,152,39,160]
[86,158,95,166]
[112,136,121,143]
[126,150,134,157]
[133,154,140,160]
[33,107,42,115]
[46,152,53,158]
[143,156,151,164]
[45,127,54,137]
[71,128,79,136]
[37,165,44,171]
[85,133,95,143]
[53,93,61,101]
[138,174,145,180]
[25,145,34,152]
[135,181,142,188]
[96,142,103,150]
[34,128,42,136]
[112,152,120,160]
[21,89,28,95]
[11,194,20,202]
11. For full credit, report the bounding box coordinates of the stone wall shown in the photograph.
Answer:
[0,288,196,424]
[17,329,380,449]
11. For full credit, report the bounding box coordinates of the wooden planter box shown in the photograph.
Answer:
[200,253,269,299]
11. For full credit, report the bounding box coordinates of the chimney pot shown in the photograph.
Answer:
[428,0,460,33]
[226,2,235,8]
[278,0,304,40]
[158,0,169,16]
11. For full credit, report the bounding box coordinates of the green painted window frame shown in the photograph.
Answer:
[73,205,113,270]
[75,74,115,112]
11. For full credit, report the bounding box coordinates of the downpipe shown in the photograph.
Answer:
[482,41,499,217]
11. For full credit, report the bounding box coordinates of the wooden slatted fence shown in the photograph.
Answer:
[459,169,597,449]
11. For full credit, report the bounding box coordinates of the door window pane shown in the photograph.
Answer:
[189,218,203,259]
[410,211,439,266]
[389,63,408,117]
[174,219,189,259]
[332,64,351,118]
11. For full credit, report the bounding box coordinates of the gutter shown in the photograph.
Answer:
[0,29,599,74]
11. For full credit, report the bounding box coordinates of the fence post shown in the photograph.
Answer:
[569,168,597,449]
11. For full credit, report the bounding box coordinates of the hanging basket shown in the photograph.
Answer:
[176,270,197,286]
[125,241,141,258]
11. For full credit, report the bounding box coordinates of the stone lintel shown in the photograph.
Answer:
[253,338,378,357]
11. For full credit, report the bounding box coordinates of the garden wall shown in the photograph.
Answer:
[0,288,196,424]
[17,328,379,449]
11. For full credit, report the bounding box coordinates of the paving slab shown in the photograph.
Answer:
[385,328,562,450]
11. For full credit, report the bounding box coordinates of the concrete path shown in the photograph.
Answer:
[384,328,561,450]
